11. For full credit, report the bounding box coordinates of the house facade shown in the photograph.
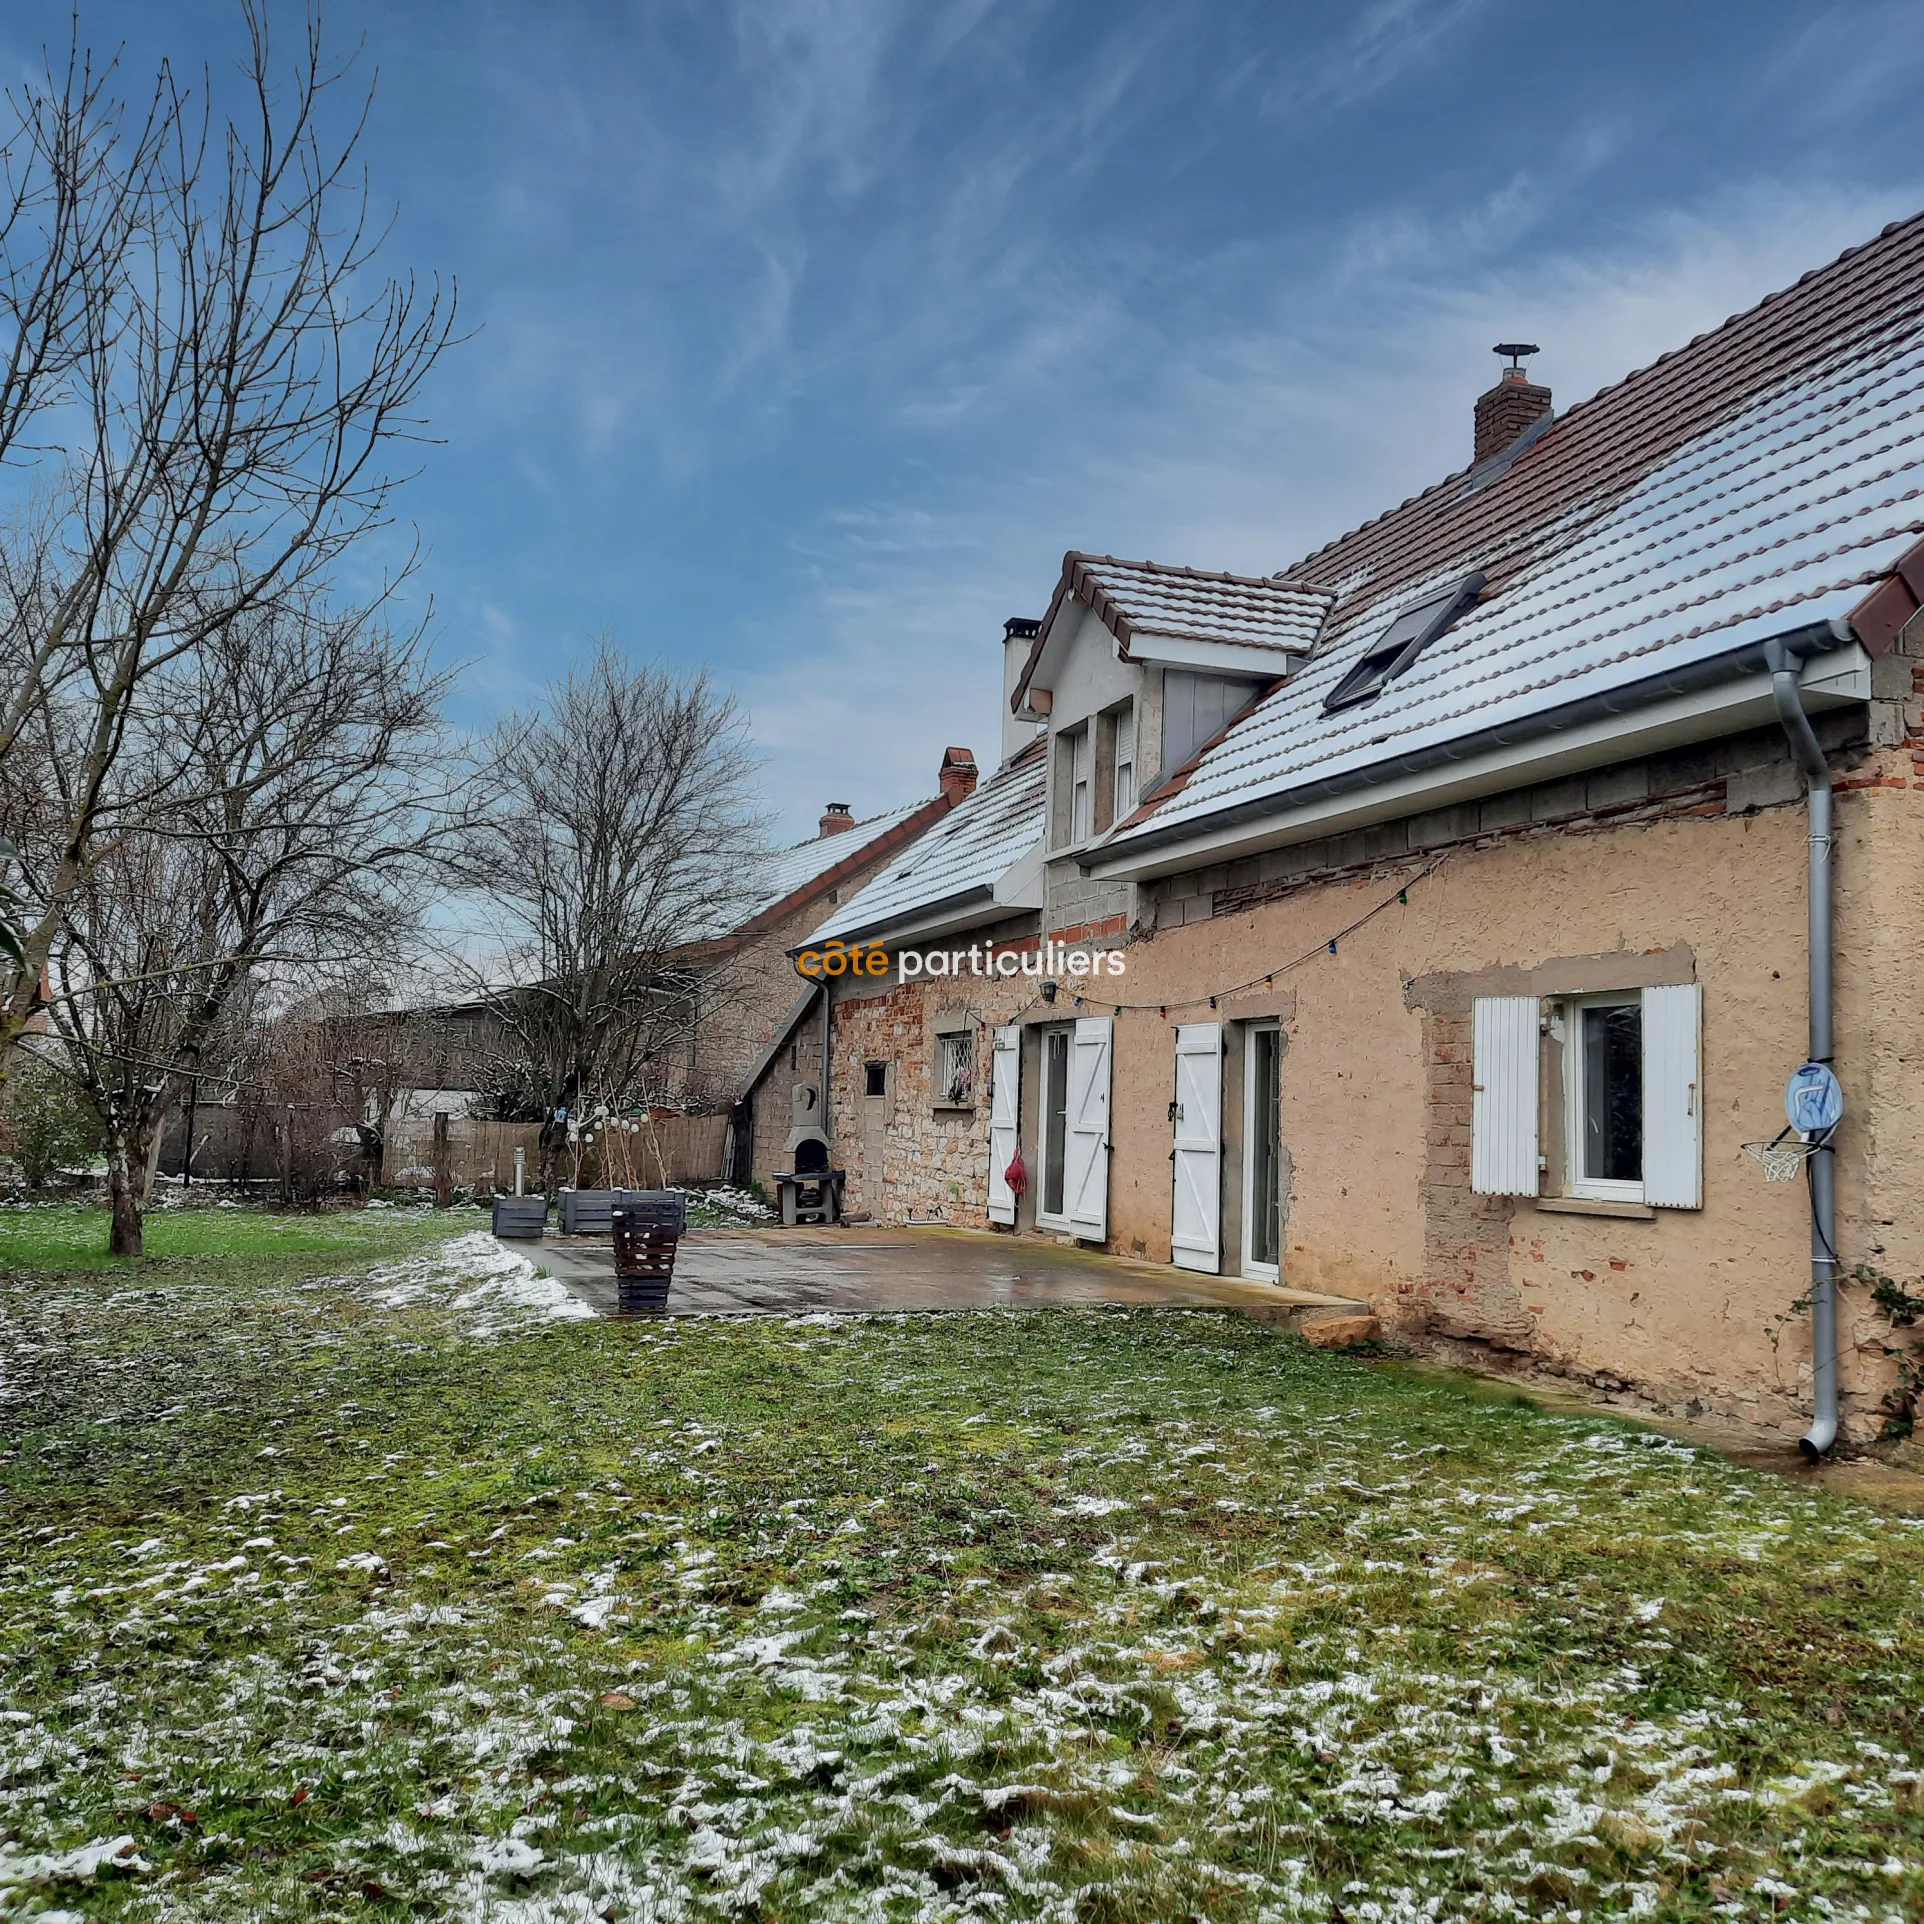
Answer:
[695,748,979,1176]
[792,214,1924,1448]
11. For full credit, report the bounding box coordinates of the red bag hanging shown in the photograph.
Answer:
[1004,1145,1028,1197]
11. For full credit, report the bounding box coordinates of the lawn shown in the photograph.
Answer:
[1,1213,1920,1921]
[0,1198,470,1276]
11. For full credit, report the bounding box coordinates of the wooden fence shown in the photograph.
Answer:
[387,1113,729,1191]
[156,1104,731,1195]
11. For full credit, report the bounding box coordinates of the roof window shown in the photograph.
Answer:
[1321,571,1484,715]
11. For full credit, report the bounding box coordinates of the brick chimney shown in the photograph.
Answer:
[938,745,978,805]
[819,802,855,836]
[1474,351,1552,463]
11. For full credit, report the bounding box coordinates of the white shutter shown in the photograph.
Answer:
[1471,996,1539,1196]
[1170,1023,1222,1273]
[986,1025,1021,1225]
[1064,1016,1113,1240]
[1641,983,1703,1209]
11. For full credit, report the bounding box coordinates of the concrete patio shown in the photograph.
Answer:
[524,1222,1379,1334]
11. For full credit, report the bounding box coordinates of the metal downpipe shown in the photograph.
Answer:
[1765,638,1838,1460]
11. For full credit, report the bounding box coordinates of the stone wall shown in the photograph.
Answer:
[825,973,1030,1224]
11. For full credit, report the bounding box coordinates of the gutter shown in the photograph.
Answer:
[1084,617,1855,877]
[1765,636,1840,1460]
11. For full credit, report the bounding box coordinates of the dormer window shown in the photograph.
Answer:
[1322,571,1484,715]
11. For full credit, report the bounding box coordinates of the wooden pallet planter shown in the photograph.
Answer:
[491,1195,549,1239]
[610,1193,686,1311]
[559,1188,663,1235]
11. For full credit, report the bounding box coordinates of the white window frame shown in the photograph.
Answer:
[1070,724,1093,844]
[1112,702,1136,824]
[1558,992,1646,1204]
[1241,1022,1281,1281]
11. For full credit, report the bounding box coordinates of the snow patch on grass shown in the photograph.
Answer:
[363,1230,594,1336]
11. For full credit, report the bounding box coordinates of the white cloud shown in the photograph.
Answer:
[740,176,1920,838]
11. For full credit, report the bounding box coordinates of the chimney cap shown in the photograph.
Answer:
[1493,342,1540,371]
[1003,616,1041,640]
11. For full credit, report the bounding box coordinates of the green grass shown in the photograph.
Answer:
[0,1198,473,1276]
[0,1214,1920,1921]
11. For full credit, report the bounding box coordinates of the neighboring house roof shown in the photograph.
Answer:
[675,798,945,951]
[743,801,925,920]
[1103,212,1924,858]
[810,739,1048,945]
[1014,555,1332,708]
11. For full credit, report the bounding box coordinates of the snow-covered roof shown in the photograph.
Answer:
[744,801,925,918]
[1012,555,1331,709]
[1061,555,1330,653]
[674,800,930,945]
[810,742,1047,944]
[1110,215,1924,849]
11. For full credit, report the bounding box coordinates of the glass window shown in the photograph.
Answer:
[1321,573,1483,715]
[936,1033,973,1107]
[1245,1026,1282,1274]
[1070,726,1093,843]
[1559,993,1645,1200]
[1579,1001,1642,1183]
[1113,705,1135,822]
[1042,1028,1071,1218]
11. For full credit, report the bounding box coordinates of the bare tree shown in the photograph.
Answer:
[40,596,451,1255]
[457,641,768,1194]
[0,4,457,1069]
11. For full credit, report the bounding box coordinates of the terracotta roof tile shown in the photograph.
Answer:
[1113,212,1924,844]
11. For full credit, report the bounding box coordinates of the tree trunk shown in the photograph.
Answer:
[538,1112,568,1202]
[107,1133,144,1259]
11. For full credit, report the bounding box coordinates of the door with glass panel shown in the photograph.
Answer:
[1241,1023,1282,1280]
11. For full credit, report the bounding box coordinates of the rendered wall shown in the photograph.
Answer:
[1101,746,1924,1443]
[831,720,1924,1443]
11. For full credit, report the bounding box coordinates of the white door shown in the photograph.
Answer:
[987,1024,1021,1224]
[1170,1023,1222,1272]
[1063,1016,1113,1241]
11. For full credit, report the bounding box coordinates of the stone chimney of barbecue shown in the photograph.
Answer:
[1474,344,1551,464]
[819,802,855,837]
[938,745,979,806]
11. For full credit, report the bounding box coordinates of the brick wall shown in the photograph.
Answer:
[826,974,1031,1224]
[1404,1010,1531,1345]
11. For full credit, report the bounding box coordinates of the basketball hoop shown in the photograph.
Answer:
[1745,1062,1843,1181]
[1743,1132,1821,1182]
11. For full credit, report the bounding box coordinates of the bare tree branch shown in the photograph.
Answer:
[448,639,770,1194]
[0,3,460,1065]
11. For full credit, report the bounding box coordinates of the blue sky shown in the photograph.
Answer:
[7,0,1924,840]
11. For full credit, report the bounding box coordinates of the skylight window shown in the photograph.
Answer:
[1321,571,1484,715]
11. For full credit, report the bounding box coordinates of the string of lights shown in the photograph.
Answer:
[1003,854,1448,1024]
